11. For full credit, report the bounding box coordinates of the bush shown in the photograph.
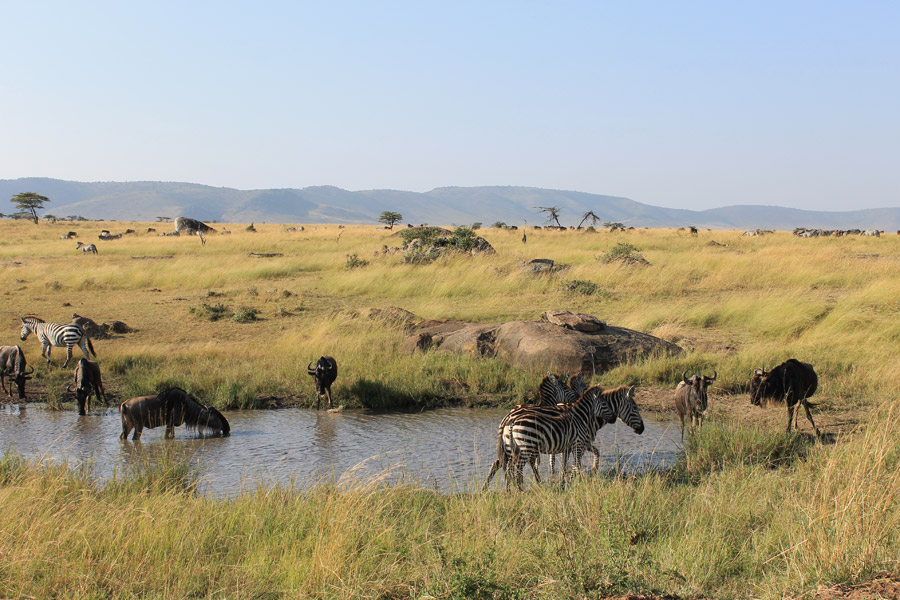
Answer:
[345,253,369,270]
[232,306,261,323]
[563,279,601,296]
[190,302,231,321]
[600,242,649,265]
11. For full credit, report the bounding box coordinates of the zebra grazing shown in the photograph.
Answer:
[483,384,631,490]
[75,242,98,254]
[20,316,96,367]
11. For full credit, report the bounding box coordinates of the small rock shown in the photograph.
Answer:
[541,310,606,332]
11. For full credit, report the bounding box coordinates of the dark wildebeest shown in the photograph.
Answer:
[307,356,338,409]
[120,387,230,440]
[70,358,105,415]
[674,370,716,441]
[0,345,34,400]
[750,359,820,436]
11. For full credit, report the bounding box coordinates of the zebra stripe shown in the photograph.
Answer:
[20,316,96,368]
[483,385,623,490]
[538,373,577,406]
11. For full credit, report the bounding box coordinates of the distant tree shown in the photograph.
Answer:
[156,216,172,222]
[0,213,5,219]
[44,214,58,223]
[10,192,49,224]
[378,211,403,230]
[535,206,563,228]
[492,221,507,228]
[577,210,602,229]
[471,222,482,230]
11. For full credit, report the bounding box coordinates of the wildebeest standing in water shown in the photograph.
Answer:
[71,358,105,415]
[307,356,338,409]
[120,387,230,440]
[674,370,716,441]
[0,345,34,400]
[750,359,820,436]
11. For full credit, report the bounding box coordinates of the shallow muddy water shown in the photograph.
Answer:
[0,404,682,495]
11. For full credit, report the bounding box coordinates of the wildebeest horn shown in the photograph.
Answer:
[306,361,315,372]
[709,369,717,381]
[682,370,689,384]
[25,365,34,374]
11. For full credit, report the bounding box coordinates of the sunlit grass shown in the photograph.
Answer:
[3,220,900,413]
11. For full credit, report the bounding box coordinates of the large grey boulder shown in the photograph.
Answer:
[400,309,680,375]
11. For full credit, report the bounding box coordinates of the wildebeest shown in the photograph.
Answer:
[750,359,820,436]
[120,387,230,440]
[674,370,716,441]
[70,358,105,415]
[0,345,34,400]
[75,242,98,254]
[60,231,77,239]
[307,356,338,409]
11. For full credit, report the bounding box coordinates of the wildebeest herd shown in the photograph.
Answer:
[4,312,822,490]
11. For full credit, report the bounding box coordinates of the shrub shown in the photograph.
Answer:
[563,279,601,296]
[190,302,231,321]
[600,242,649,266]
[232,306,261,323]
[345,253,369,270]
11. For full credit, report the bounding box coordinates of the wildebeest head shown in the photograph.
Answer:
[306,356,337,395]
[9,347,34,400]
[682,369,716,412]
[749,367,775,406]
[198,406,231,437]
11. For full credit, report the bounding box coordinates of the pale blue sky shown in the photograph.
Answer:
[2,1,898,210]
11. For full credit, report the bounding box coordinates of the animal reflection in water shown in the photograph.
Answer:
[119,387,230,440]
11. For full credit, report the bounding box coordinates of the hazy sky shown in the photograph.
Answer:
[2,1,898,211]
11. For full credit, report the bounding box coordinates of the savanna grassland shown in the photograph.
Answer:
[1,220,899,599]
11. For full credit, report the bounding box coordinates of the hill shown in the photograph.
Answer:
[2,177,898,229]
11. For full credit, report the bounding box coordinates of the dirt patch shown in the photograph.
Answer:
[812,575,900,600]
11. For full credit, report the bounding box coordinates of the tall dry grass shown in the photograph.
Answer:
[3,220,900,412]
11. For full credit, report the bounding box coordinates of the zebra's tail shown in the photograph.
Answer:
[86,336,97,358]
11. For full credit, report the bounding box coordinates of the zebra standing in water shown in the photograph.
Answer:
[483,384,644,490]
[484,372,595,484]
[20,316,96,368]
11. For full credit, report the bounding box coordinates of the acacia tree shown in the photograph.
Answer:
[577,210,603,229]
[10,192,49,224]
[378,211,403,230]
[534,205,563,228]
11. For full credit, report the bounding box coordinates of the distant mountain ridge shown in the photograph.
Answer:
[2,178,898,230]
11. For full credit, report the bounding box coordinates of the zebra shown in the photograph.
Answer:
[19,316,96,368]
[537,372,591,474]
[483,383,624,490]
[75,242,98,254]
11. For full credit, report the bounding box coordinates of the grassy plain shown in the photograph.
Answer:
[1,220,899,598]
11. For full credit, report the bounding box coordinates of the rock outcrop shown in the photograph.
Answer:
[396,309,681,375]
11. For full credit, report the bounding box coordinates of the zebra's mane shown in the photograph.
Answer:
[22,315,44,323]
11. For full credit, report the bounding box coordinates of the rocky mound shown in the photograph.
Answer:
[386,308,681,375]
